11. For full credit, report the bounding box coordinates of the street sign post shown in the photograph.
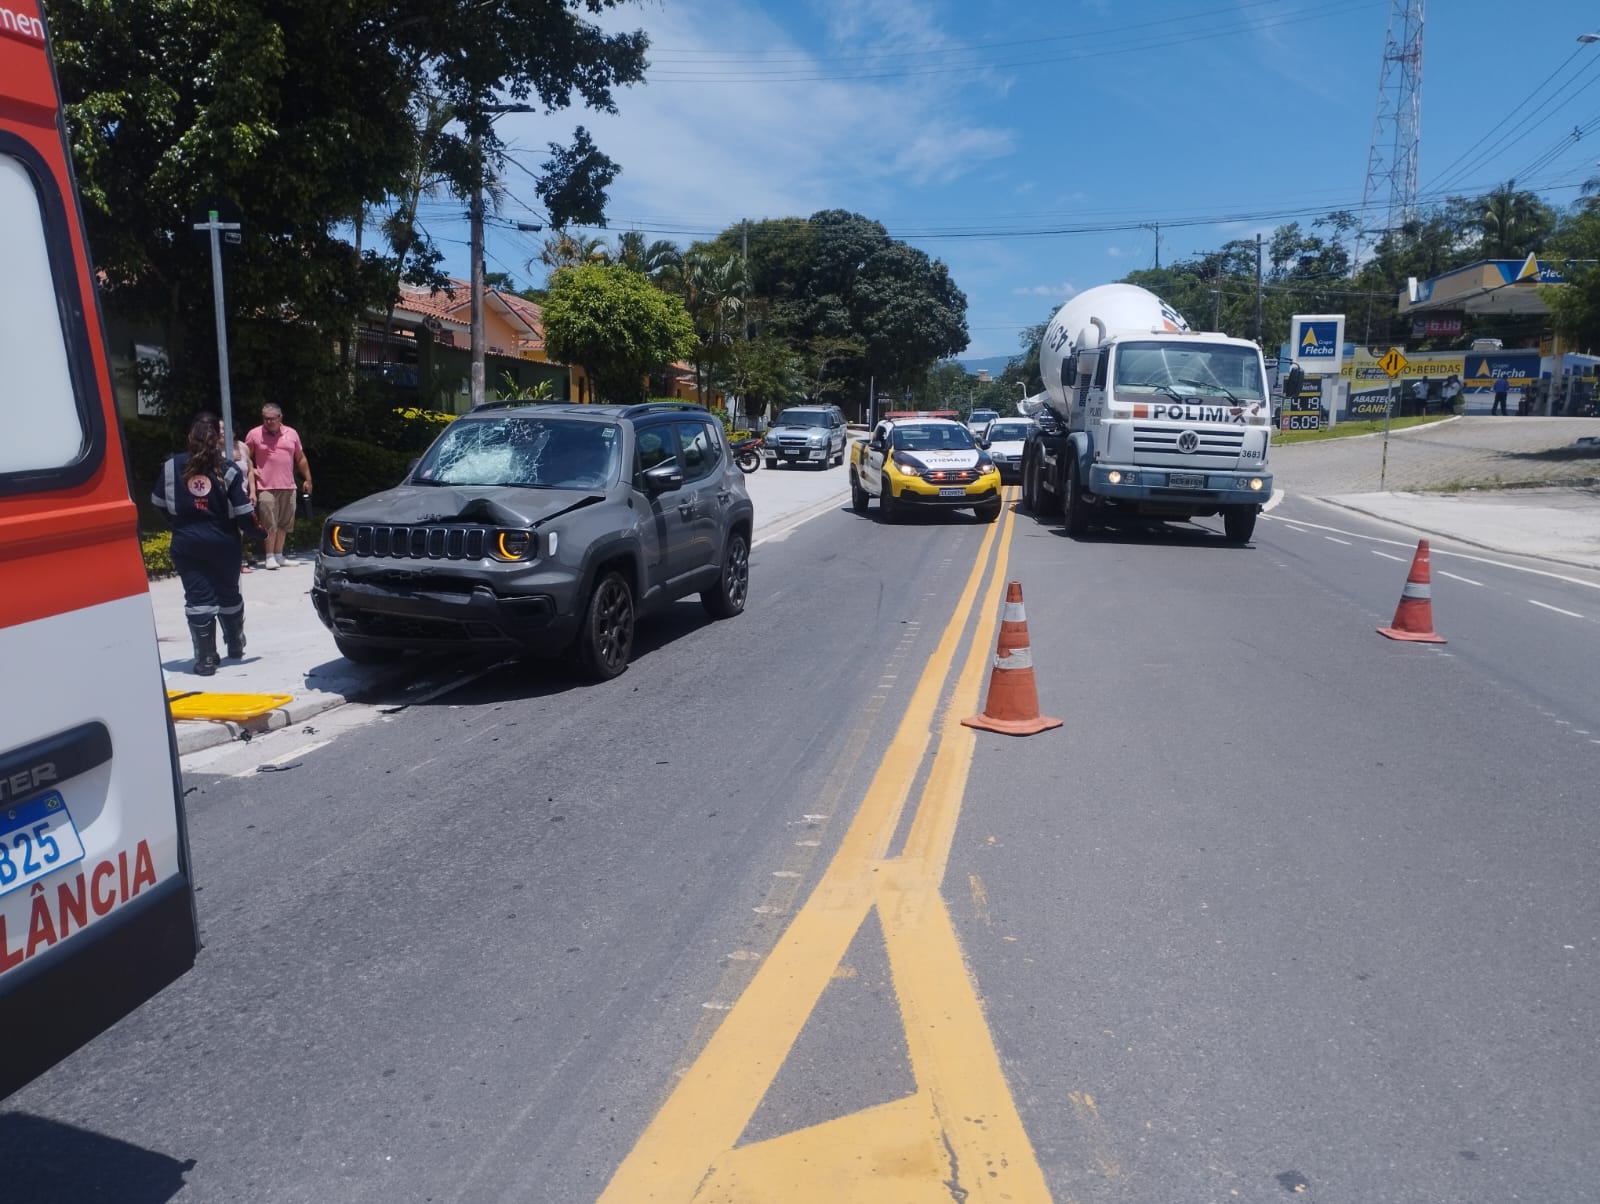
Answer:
[1377,347,1409,489]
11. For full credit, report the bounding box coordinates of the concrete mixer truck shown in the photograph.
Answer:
[1016,283,1272,542]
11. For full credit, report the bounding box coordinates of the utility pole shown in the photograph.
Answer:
[1212,284,1222,332]
[1142,222,1161,269]
[1253,233,1264,343]
[194,209,242,453]
[470,103,534,410]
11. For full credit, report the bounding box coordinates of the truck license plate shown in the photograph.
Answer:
[938,487,966,497]
[0,790,86,899]
[1168,473,1205,489]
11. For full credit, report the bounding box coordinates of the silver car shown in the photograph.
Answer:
[979,417,1036,484]
[763,406,847,469]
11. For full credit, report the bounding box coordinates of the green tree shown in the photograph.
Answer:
[44,0,650,428]
[610,230,681,280]
[726,335,804,415]
[541,263,695,403]
[1477,180,1555,260]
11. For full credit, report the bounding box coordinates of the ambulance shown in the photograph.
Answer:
[1,0,199,1096]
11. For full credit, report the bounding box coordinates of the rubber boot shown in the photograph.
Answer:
[190,619,219,677]
[220,611,246,659]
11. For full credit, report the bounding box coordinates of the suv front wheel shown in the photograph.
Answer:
[702,530,750,619]
[576,570,635,680]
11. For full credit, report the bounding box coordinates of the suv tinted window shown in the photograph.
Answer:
[673,419,720,483]
[775,409,829,427]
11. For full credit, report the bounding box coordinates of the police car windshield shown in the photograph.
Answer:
[985,421,1032,441]
[413,418,620,489]
[1113,342,1266,401]
[891,425,976,452]
[775,410,829,427]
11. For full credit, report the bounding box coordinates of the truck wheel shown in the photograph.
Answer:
[1020,458,1037,513]
[877,483,900,523]
[576,570,635,680]
[975,498,1002,524]
[850,470,869,514]
[1063,455,1088,537]
[1223,508,1257,544]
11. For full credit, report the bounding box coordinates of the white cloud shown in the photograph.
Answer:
[1106,245,1123,257]
[1013,281,1077,297]
[514,0,1017,241]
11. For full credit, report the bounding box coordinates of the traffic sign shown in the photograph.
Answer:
[1378,348,1409,378]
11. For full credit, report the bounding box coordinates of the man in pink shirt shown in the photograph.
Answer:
[243,404,313,568]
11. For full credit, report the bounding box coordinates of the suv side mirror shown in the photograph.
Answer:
[642,460,684,494]
[869,436,886,452]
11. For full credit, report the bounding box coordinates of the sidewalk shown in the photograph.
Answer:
[1310,486,1600,573]
[157,466,850,756]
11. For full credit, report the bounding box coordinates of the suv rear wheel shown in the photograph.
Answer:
[701,530,750,619]
[576,571,635,680]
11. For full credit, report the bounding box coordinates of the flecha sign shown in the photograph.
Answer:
[1290,313,1345,370]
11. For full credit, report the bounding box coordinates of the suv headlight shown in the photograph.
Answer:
[891,453,923,477]
[323,521,352,555]
[808,433,825,446]
[491,529,535,561]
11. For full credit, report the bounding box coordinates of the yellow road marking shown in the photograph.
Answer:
[599,488,1051,1203]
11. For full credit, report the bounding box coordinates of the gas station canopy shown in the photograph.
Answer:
[1398,255,1592,318]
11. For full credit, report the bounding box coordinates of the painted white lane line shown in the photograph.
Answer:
[1438,570,1484,586]
[1528,599,1585,619]
[1324,536,1352,545]
[1265,506,1600,591]
[1372,550,1408,562]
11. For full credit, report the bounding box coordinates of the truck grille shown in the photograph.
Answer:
[1132,425,1244,461]
[350,524,491,560]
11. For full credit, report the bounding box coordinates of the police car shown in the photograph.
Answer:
[848,416,1003,523]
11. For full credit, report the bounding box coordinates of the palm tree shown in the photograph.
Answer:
[611,230,680,280]
[534,230,607,276]
[1478,180,1551,259]
[671,249,748,405]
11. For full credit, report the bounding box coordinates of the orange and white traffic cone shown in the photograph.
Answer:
[962,581,1063,736]
[1378,539,1447,643]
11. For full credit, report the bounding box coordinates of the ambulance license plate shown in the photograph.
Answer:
[938,487,966,497]
[1168,473,1205,489]
[0,791,86,899]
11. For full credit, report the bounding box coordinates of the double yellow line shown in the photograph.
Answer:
[600,490,1053,1202]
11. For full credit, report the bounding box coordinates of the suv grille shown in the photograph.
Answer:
[351,524,491,560]
[1132,425,1244,459]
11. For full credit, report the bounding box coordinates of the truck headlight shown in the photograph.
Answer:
[1246,477,1264,491]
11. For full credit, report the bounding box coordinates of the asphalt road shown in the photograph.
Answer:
[6,486,1599,1203]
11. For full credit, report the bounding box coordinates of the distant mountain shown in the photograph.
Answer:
[954,354,1014,377]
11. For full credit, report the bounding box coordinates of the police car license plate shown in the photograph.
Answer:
[1168,473,1205,489]
[938,487,966,497]
[0,791,86,899]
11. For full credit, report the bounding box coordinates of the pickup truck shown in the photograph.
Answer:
[849,416,1003,523]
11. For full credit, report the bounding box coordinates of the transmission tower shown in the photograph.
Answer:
[1358,0,1425,257]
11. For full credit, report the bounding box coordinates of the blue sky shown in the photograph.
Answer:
[421,0,1600,361]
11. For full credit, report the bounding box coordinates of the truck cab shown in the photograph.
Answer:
[1025,327,1273,543]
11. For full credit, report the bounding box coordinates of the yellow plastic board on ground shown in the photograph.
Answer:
[166,691,292,722]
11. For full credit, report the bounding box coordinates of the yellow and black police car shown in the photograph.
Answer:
[848,416,1003,523]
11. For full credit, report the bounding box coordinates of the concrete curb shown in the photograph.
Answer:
[173,689,361,756]
[1310,493,1600,574]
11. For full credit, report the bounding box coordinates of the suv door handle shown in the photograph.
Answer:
[677,501,696,518]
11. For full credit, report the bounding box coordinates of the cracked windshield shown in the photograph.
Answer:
[414,418,620,489]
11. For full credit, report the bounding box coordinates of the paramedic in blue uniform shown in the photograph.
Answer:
[151,412,261,675]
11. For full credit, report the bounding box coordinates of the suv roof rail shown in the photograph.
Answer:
[619,401,710,418]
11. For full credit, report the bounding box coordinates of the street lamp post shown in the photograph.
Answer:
[470,103,534,410]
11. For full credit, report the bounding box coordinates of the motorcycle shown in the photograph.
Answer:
[731,435,763,474]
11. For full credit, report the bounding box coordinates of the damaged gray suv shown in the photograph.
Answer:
[311,402,754,679]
